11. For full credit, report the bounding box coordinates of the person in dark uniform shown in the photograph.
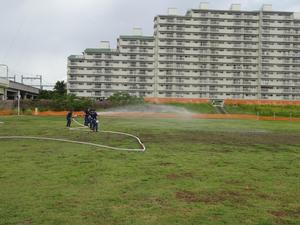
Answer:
[66,111,73,127]
[88,110,93,130]
[90,110,98,132]
[94,111,99,132]
[84,109,90,126]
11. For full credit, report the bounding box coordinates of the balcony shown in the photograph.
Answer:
[234,22,242,26]
[233,44,242,48]
[129,41,138,45]
[244,30,253,34]
[210,21,219,25]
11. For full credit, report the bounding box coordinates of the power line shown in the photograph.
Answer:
[2,67,58,90]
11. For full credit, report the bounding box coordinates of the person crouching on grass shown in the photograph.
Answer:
[66,111,73,127]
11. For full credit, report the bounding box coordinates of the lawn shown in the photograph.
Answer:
[225,104,300,118]
[0,116,300,225]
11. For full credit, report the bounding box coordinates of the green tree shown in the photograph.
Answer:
[38,90,54,99]
[53,80,67,95]
[108,92,144,106]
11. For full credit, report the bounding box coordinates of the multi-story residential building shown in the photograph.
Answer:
[68,32,155,99]
[68,3,300,100]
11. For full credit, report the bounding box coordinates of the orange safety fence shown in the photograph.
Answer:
[224,99,300,105]
[0,110,84,117]
[0,110,15,116]
[36,111,85,116]
[144,97,300,106]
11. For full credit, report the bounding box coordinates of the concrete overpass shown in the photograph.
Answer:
[0,78,40,100]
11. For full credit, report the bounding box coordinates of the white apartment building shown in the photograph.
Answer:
[68,3,300,100]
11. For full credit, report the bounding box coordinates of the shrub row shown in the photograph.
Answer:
[0,92,144,112]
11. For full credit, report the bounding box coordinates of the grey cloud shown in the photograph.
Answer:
[0,0,299,84]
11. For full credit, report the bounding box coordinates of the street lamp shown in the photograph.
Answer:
[0,64,8,80]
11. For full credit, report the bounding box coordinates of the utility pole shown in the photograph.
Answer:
[39,75,42,90]
[21,75,43,89]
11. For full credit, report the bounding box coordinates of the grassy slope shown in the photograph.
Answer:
[0,116,300,225]
[165,102,300,118]
[225,104,300,118]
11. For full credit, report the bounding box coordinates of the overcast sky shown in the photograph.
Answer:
[0,0,299,86]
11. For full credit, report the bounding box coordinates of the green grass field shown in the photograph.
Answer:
[0,116,300,225]
[225,104,300,118]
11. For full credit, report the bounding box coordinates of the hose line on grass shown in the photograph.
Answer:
[0,119,146,152]
[71,118,145,152]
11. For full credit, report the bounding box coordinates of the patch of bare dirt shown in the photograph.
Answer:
[198,191,248,205]
[22,219,33,224]
[147,197,168,207]
[269,208,300,218]
[175,190,248,204]
[166,172,194,180]
[175,190,200,203]
[158,161,175,166]
[80,211,97,217]
[223,179,243,185]
[269,210,290,218]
